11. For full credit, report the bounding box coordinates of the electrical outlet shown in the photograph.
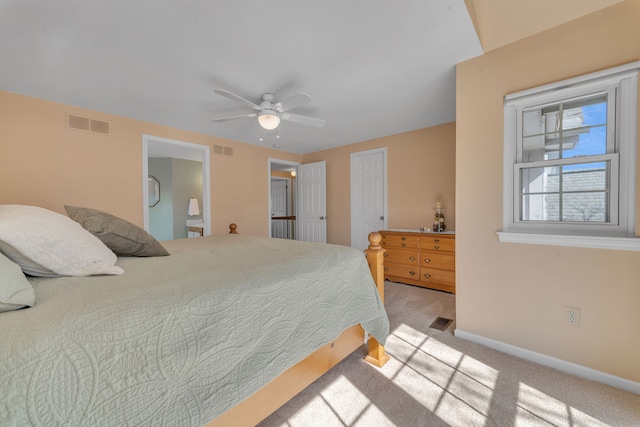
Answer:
[565,306,581,327]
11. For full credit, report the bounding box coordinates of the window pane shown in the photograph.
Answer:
[520,166,559,193]
[523,110,544,137]
[562,192,607,222]
[521,194,559,221]
[561,124,606,159]
[562,163,607,191]
[521,93,608,163]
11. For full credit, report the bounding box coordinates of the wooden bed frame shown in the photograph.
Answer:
[205,225,389,426]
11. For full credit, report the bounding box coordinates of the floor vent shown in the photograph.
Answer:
[429,317,453,331]
[67,114,110,135]
[213,145,234,156]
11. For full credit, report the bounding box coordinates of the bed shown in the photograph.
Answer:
[0,205,389,426]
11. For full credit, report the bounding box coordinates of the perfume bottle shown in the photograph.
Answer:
[433,202,446,232]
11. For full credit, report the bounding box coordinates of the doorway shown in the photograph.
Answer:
[142,135,211,239]
[268,158,299,239]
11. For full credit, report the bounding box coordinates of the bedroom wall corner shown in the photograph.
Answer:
[302,123,456,247]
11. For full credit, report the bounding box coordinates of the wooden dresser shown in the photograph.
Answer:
[379,230,455,294]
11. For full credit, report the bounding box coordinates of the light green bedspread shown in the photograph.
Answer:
[0,234,389,426]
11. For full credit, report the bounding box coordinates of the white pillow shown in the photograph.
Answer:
[0,205,124,277]
[0,250,35,312]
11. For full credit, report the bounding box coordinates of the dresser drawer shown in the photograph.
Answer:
[419,236,455,252]
[384,263,419,280]
[420,268,455,286]
[381,234,420,249]
[420,251,455,270]
[384,249,419,265]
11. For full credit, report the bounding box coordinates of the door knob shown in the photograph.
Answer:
[320,216,325,220]
[379,216,384,220]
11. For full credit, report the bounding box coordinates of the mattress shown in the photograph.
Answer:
[0,234,389,426]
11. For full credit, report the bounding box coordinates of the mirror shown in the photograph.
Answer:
[148,176,160,207]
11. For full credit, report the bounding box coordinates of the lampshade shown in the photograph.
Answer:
[258,111,280,130]
[188,197,200,216]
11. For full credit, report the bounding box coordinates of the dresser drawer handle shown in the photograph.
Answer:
[409,256,415,261]
[401,237,406,240]
[423,273,431,278]
[384,267,389,271]
[434,246,440,250]
[409,270,416,276]
[383,253,388,257]
[434,239,440,242]
[424,258,431,263]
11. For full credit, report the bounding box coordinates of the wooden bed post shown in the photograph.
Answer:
[364,231,390,367]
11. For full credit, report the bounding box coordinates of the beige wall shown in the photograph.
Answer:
[0,91,301,236]
[302,123,456,246]
[0,89,454,244]
[456,0,640,382]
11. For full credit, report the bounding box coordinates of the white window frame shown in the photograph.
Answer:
[498,62,640,251]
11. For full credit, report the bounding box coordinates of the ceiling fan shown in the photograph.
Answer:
[211,89,326,130]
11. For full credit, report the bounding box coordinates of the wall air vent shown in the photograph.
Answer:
[67,114,110,135]
[90,119,110,134]
[68,115,90,131]
[213,145,233,156]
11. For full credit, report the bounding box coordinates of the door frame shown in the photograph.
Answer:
[296,160,327,243]
[350,147,388,249]
[268,158,300,236]
[142,134,211,235]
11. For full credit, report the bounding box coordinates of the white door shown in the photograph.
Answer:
[271,180,288,216]
[271,179,288,238]
[350,148,387,250]
[297,161,327,243]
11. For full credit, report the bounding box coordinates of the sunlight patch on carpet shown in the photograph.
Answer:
[516,383,609,426]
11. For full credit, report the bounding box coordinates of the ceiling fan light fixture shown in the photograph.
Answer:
[257,111,280,130]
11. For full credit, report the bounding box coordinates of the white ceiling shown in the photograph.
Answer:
[3,1,620,154]
[0,0,483,154]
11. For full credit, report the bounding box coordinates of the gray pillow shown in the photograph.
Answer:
[65,206,169,257]
[0,250,35,312]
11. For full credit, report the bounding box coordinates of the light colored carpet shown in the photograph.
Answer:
[258,281,640,427]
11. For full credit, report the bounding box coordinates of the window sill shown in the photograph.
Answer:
[496,232,640,251]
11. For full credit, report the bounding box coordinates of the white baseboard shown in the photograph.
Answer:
[454,329,640,395]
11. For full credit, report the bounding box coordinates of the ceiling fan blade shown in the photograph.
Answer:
[214,89,261,111]
[277,93,312,112]
[211,112,257,122]
[281,112,326,128]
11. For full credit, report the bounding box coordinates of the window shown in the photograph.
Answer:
[500,62,639,249]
